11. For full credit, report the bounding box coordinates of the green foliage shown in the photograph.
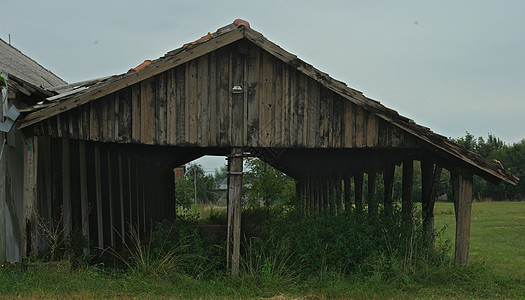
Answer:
[175,175,194,207]
[175,163,222,207]
[2,202,525,298]
[243,158,296,207]
[239,205,445,279]
[451,132,525,201]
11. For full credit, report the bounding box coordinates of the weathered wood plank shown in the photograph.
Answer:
[293,72,306,146]
[246,44,260,146]
[259,50,274,147]
[140,78,156,144]
[306,78,319,148]
[231,44,244,146]
[175,67,186,144]
[208,52,218,146]
[131,84,141,142]
[113,91,119,142]
[118,88,132,142]
[282,65,291,146]
[343,101,355,147]
[217,47,231,146]
[198,55,209,146]
[157,72,168,145]
[333,94,343,148]
[355,106,364,147]
[166,68,177,144]
[366,113,378,147]
[273,55,283,147]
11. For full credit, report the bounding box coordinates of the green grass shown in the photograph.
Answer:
[434,201,525,277]
[1,201,524,299]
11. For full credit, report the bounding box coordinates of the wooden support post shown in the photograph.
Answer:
[227,148,243,275]
[335,176,343,215]
[315,177,320,215]
[61,138,72,237]
[118,153,125,245]
[383,164,395,217]
[94,145,104,249]
[452,171,473,267]
[367,171,377,216]
[422,161,442,240]
[107,149,115,248]
[343,175,351,213]
[354,173,363,212]
[402,159,413,224]
[328,178,335,216]
[22,136,38,257]
[79,141,89,254]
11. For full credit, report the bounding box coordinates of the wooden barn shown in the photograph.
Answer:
[0,37,67,262]
[3,20,519,273]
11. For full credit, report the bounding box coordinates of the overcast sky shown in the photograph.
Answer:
[2,1,524,171]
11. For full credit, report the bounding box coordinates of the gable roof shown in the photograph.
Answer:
[17,21,519,186]
[0,38,67,89]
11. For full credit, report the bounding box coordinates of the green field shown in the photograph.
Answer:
[434,201,525,277]
[1,201,524,299]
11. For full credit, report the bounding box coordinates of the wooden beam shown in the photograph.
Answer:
[452,171,473,267]
[22,136,38,257]
[402,159,413,224]
[227,148,243,275]
[422,161,442,239]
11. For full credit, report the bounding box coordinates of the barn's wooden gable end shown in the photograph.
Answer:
[31,41,417,152]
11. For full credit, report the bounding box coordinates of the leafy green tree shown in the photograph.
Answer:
[175,175,194,207]
[243,158,295,207]
[183,163,219,205]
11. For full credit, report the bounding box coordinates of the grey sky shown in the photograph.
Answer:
[2,1,524,171]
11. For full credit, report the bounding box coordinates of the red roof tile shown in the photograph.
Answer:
[128,60,152,73]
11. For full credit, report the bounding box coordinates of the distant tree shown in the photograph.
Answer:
[175,175,194,207]
[243,158,295,207]
[184,163,219,205]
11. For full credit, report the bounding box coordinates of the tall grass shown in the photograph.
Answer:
[2,202,524,299]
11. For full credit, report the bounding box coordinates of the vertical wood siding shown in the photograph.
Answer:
[34,41,416,149]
